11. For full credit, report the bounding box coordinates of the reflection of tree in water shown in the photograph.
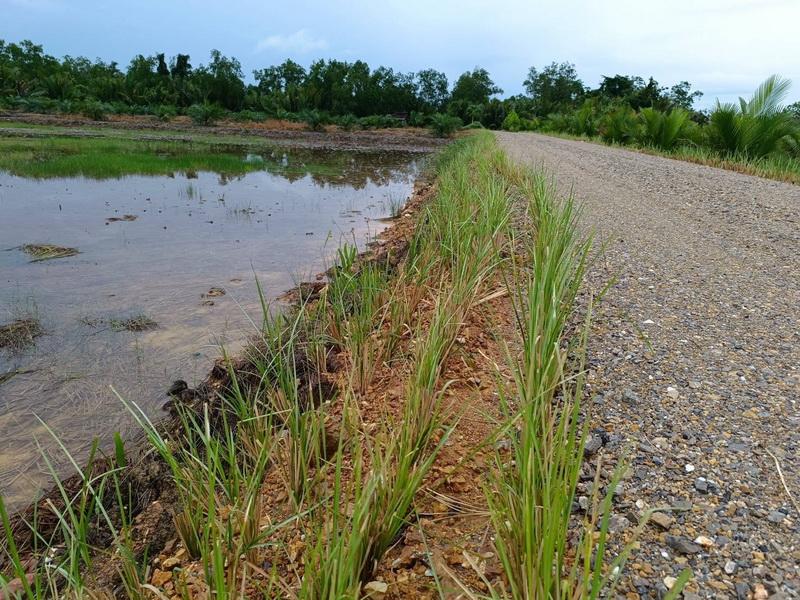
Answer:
[213,148,420,189]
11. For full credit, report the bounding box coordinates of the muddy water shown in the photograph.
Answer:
[0,149,421,507]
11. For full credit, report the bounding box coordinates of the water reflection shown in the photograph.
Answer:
[0,149,421,507]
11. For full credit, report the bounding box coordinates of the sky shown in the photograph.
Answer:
[3,0,800,109]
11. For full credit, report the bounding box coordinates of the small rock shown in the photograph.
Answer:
[767,510,785,524]
[363,581,388,594]
[724,560,737,574]
[672,499,692,512]
[608,515,631,534]
[694,477,709,493]
[650,512,674,530]
[151,569,172,587]
[666,386,679,399]
[663,575,677,589]
[734,582,749,600]
[666,535,702,554]
[584,434,603,456]
[753,583,768,600]
[162,556,180,570]
[684,463,695,473]
[693,535,714,548]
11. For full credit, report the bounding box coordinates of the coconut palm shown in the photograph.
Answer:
[709,75,797,158]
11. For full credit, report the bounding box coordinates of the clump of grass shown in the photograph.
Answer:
[20,244,79,262]
[0,318,43,351]
[80,313,158,332]
[110,315,158,332]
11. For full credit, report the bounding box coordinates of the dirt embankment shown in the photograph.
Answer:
[0,111,445,153]
[498,131,800,599]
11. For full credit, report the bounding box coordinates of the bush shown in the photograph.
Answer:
[299,109,328,131]
[233,110,267,122]
[187,103,224,126]
[335,114,359,131]
[80,100,109,121]
[502,111,523,132]
[463,121,485,130]
[155,105,177,122]
[598,105,639,144]
[408,111,430,127]
[429,113,462,137]
[358,114,404,129]
[637,107,690,150]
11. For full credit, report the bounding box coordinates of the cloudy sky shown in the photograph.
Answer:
[3,0,799,108]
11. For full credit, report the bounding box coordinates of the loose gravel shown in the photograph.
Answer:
[497,132,799,599]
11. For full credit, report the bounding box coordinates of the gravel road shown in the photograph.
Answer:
[497,132,799,599]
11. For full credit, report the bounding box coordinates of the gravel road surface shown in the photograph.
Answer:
[498,132,799,599]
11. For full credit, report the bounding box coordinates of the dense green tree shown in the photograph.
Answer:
[523,62,584,115]
[451,68,502,105]
[416,68,448,112]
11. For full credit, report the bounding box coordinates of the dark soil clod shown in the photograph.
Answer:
[105,214,138,223]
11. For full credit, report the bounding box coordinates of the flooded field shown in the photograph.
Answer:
[0,147,421,507]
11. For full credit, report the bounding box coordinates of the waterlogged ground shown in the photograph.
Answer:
[0,148,421,507]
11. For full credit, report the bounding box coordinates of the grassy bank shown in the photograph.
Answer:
[0,131,686,598]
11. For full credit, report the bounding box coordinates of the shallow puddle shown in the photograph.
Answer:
[0,148,421,507]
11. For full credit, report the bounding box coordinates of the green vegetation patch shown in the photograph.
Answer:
[21,243,79,262]
[0,137,268,179]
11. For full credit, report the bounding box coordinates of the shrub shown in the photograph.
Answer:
[428,113,462,137]
[521,117,539,131]
[335,114,359,131]
[463,120,485,129]
[567,101,598,137]
[408,110,430,127]
[299,109,328,131]
[358,114,404,129]
[233,110,267,122]
[80,100,109,121]
[502,110,523,132]
[637,107,690,150]
[708,75,797,158]
[187,102,224,125]
[598,105,639,144]
[155,105,177,122]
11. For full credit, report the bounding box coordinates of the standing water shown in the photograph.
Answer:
[0,147,422,507]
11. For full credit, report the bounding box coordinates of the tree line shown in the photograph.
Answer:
[1,40,704,124]
[1,39,798,156]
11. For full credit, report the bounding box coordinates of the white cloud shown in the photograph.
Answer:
[255,29,328,54]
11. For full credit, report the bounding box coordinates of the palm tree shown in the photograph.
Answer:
[709,75,797,158]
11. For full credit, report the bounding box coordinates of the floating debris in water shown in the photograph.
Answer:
[0,318,43,351]
[20,244,79,262]
[81,314,158,332]
[105,214,138,223]
[110,315,158,332]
